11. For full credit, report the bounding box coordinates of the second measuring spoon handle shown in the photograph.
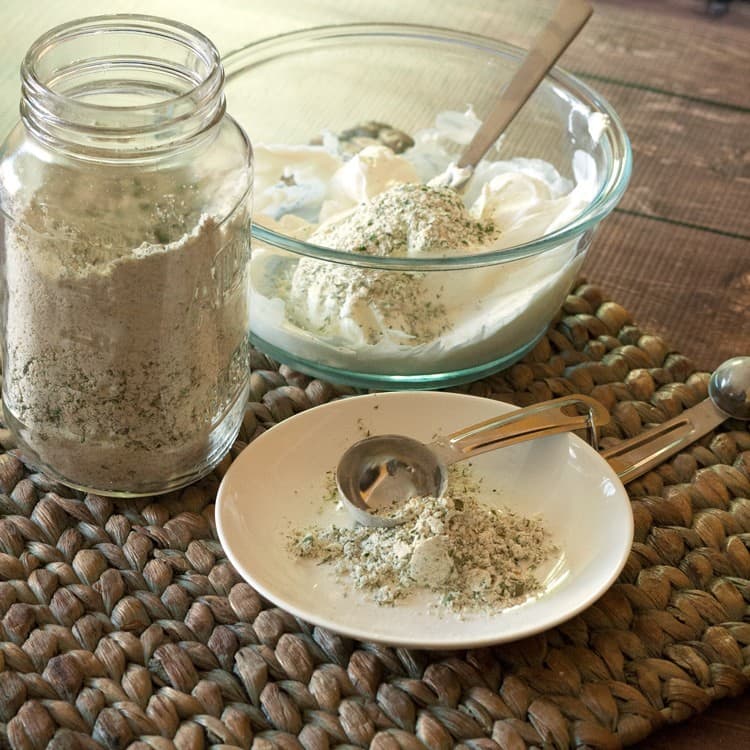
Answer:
[601,397,728,484]
[432,394,610,464]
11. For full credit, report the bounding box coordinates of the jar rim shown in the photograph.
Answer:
[20,14,225,152]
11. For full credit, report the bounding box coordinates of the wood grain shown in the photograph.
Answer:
[589,4,750,746]
[575,0,750,378]
[567,1,750,109]
[583,211,750,370]
[596,84,750,237]
[631,692,750,750]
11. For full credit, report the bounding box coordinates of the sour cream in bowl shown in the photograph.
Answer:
[224,24,631,388]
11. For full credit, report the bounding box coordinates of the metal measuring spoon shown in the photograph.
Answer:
[430,0,593,191]
[604,355,750,481]
[337,357,750,527]
[337,394,609,527]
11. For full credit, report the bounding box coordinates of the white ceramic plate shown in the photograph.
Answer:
[216,392,633,649]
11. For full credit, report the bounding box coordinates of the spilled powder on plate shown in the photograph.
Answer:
[286,465,557,614]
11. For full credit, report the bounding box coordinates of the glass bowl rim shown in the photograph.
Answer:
[223,22,632,270]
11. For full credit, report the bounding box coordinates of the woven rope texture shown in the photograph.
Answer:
[1,282,749,750]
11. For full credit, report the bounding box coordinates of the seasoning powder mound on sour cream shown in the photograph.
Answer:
[249,109,599,373]
[287,183,497,346]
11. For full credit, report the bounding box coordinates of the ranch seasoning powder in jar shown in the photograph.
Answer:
[0,16,253,496]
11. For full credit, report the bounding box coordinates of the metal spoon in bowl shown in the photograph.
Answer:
[430,0,594,191]
[336,356,750,527]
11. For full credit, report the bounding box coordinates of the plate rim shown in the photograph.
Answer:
[216,391,634,649]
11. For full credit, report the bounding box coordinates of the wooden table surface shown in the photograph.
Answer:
[0,0,747,747]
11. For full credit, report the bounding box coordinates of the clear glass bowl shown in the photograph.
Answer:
[223,23,631,390]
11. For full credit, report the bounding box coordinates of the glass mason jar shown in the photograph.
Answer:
[0,16,253,496]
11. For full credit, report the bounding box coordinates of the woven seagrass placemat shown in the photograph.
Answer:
[1,280,749,750]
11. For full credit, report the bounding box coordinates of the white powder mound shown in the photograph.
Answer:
[287,465,557,614]
[2,169,249,491]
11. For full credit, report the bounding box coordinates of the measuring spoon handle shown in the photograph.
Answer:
[433,394,609,464]
[434,391,729,486]
[601,397,728,484]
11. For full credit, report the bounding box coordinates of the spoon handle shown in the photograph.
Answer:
[440,392,728,482]
[601,397,728,484]
[434,394,610,463]
[457,0,593,170]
